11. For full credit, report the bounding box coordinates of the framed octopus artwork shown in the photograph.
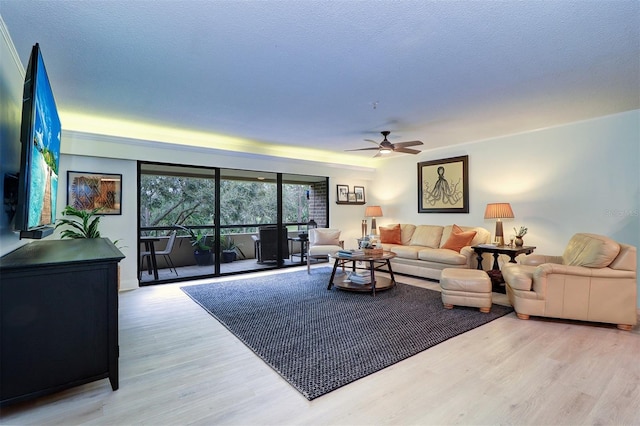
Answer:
[417,155,469,213]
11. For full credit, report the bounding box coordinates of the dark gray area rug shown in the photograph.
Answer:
[181,269,513,400]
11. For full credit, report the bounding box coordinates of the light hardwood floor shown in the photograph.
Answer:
[2,266,639,425]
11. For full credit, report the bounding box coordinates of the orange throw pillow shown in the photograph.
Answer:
[379,224,402,244]
[441,224,477,252]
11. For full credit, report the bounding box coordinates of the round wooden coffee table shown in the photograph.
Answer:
[327,251,396,296]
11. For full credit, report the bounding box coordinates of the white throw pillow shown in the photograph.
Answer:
[313,229,341,245]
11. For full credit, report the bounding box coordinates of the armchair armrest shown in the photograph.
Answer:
[534,263,636,279]
[502,264,535,291]
[520,254,562,266]
[530,263,636,298]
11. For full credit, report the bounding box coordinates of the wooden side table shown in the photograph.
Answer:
[471,244,536,293]
[288,237,308,265]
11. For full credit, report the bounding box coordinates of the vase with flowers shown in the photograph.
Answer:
[514,226,528,246]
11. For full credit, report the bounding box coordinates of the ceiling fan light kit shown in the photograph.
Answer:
[346,131,424,157]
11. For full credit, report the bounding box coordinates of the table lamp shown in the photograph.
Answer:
[365,205,383,236]
[484,203,514,245]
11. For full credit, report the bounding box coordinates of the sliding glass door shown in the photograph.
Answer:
[138,161,329,284]
[139,163,217,283]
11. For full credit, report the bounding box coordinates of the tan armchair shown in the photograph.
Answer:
[502,233,637,330]
[307,228,343,273]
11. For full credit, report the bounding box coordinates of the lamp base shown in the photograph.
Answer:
[495,220,504,246]
[371,218,377,235]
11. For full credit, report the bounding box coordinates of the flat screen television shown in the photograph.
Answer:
[14,43,61,239]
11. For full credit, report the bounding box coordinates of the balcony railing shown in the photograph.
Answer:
[139,222,314,276]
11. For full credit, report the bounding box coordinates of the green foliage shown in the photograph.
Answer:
[176,225,212,252]
[140,175,216,227]
[220,234,245,259]
[42,147,58,175]
[140,175,310,229]
[56,206,102,239]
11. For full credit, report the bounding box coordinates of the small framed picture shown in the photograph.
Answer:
[348,193,357,202]
[67,171,122,215]
[353,186,365,203]
[336,184,349,203]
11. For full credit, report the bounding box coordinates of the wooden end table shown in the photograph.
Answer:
[328,251,396,296]
[471,244,536,293]
[288,237,308,265]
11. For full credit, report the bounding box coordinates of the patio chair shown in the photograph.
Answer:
[140,230,178,278]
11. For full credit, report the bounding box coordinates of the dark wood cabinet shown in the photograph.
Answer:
[0,238,125,406]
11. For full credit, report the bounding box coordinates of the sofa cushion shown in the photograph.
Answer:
[379,224,402,244]
[390,245,422,260]
[418,248,467,265]
[388,224,417,245]
[562,233,620,268]
[410,225,444,248]
[400,224,416,245]
[441,224,477,252]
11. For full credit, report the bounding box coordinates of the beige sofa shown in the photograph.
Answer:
[377,224,492,281]
[501,233,637,330]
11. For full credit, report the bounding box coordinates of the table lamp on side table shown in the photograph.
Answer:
[484,203,514,246]
[365,205,383,236]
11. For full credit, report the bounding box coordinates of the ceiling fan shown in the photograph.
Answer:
[346,131,423,157]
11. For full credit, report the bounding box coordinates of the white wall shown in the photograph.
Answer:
[54,155,139,290]
[373,110,640,305]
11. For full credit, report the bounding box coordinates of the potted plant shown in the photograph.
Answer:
[176,225,214,266]
[513,226,528,247]
[56,205,125,287]
[220,234,245,263]
[55,206,103,238]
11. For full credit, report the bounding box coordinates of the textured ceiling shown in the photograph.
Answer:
[1,0,639,161]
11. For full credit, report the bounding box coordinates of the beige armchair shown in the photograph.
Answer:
[307,228,343,273]
[502,233,637,330]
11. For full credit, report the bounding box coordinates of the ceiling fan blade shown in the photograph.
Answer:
[373,151,383,158]
[394,147,422,155]
[345,147,381,152]
[393,140,423,148]
[364,139,379,144]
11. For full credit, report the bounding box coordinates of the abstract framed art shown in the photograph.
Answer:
[67,171,122,215]
[417,155,469,213]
